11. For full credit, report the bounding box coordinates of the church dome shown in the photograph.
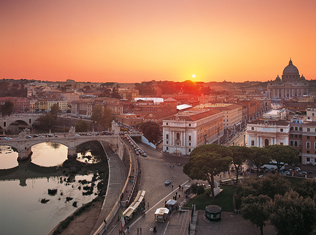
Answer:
[283,59,299,75]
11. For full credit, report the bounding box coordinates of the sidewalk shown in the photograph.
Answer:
[90,142,127,235]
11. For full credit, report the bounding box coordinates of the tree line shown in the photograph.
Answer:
[183,144,316,235]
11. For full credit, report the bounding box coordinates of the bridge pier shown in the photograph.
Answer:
[68,147,77,159]
[18,148,33,161]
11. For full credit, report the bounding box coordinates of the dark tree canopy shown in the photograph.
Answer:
[235,174,290,210]
[75,120,89,132]
[99,107,113,130]
[1,100,14,117]
[265,145,300,173]
[38,113,57,130]
[183,144,232,200]
[271,191,316,235]
[50,104,59,117]
[294,179,316,202]
[139,121,161,143]
[249,147,271,177]
[242,194,272,235]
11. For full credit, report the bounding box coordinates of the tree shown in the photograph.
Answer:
[293,179,316,202]
[270,191,316,235]
[75,120,89,132]
[249,147,271,177]
[235,174,290,210]
[139,121,161,143]
[183,144,232,200]
[38,113,56,130]
[50,103,59,117]
[99,107,113,130]
[1,100,14,117]
[242,194,272,235]
[265,145,300,173]
[228,146,250,183]
[91,105,103,124]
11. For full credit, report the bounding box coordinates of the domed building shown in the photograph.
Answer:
[267,59,309,99]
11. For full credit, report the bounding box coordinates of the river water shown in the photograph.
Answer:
[0,141,107,235]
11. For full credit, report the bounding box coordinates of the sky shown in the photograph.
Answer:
[1,0,316,83]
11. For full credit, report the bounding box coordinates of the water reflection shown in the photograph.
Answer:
[31,142,68,167]
[0,141,108,235]
[0,145,18,169]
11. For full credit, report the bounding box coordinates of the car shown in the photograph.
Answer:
[33,134,39,138]
[39,135,45,138]
[165,180,171,186]
[75,134,80,137]
[141,153,147,157]
[48,134,54,137]
[26,135,32,139]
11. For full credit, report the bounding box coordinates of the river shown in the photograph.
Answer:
[0,141,108,235]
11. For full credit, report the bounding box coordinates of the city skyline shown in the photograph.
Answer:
[1,0,316,83]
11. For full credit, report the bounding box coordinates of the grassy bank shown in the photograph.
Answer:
[186,186,237,211]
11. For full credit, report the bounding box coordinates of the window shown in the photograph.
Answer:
[280,142,283,145]
[300,127,303,131]
[251,127,254,130]
[189,143,191,146]
[166,147,168,150]
[189,149,191,152]
[290,141,293,146]
[189,136,191,141]
[166,123,168,125]
[314,142,316,149]
[280,129,283,132]
[307,142,311,149]
[189,124,191,127]
[166,134,169,139]
[166,141,168,144]
[295,127,298,131]
[295,141,298,147]
[251,140,254,146]
[307,151,310,154]
[307,136,310,140]
[307,128,311,132]
[290,127,293,130]
[176,133,180,140]
[307,157,311,161]
[295,135,297,138]
[290,134,293,138]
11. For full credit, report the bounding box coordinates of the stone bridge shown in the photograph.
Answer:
[0,114,42,133]
[0,121,125,161]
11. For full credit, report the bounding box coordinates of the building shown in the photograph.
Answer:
[267,59,309,99]
[162,107,224,155]
[71,100,94,118]
[247,109,290,147]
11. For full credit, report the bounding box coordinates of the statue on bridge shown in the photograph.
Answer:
[68,126,75,137]
[19,128,30,139]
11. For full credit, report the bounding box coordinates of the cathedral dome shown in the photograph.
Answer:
[283,59,299,75]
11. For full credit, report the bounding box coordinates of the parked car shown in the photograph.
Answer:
[26,135,32,139]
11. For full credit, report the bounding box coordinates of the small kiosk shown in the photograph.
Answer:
[154,208,169,222]
[164,199,179,212]
[205,205,222,221]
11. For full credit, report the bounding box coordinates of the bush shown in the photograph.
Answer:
[191,183,197,194]
[197,185,205,195]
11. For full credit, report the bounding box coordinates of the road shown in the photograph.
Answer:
[106,142,191,235]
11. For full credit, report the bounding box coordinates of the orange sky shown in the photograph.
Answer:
[1,0,316,83]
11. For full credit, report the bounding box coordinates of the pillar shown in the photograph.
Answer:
[68,147,77,159]
[18,147,33,161]
[257,136,259,147]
